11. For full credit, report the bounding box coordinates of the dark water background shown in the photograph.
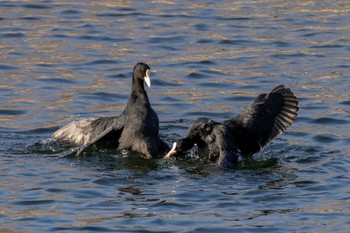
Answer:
[1,1,349,232]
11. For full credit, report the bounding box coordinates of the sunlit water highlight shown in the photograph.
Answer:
[1,1,349,232]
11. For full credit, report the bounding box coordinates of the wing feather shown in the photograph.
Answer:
[223,85,298,155]
[53,115,125,146]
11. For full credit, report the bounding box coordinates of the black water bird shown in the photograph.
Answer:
[53,63,169,158]
[164,85,298,168]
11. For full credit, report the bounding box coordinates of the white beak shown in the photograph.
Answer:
[144,69,151,88]
[164,142,177,159]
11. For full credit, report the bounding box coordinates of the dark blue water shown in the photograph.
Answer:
[1,1,350,232]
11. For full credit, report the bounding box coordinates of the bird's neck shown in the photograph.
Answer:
[130,75,149,102]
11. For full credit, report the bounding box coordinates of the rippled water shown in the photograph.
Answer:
[1,1,350,232]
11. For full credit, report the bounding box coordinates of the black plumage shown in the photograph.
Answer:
[164,85,299,168]
[53,63,169,158]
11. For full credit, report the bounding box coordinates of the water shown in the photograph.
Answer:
[1,0,349,232]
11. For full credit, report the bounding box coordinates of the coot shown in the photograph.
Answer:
[164,85,298,168]
[53,63,169,158]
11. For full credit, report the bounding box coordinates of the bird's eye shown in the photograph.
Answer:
[204,124,212,132]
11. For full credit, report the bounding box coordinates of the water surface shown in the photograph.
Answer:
[1,1,350,232]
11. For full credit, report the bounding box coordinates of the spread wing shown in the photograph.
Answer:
[53,115,125,146]
[223,85,298,155]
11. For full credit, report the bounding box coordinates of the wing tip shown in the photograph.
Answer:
[273,85,299,134]
[52,118,98,145]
